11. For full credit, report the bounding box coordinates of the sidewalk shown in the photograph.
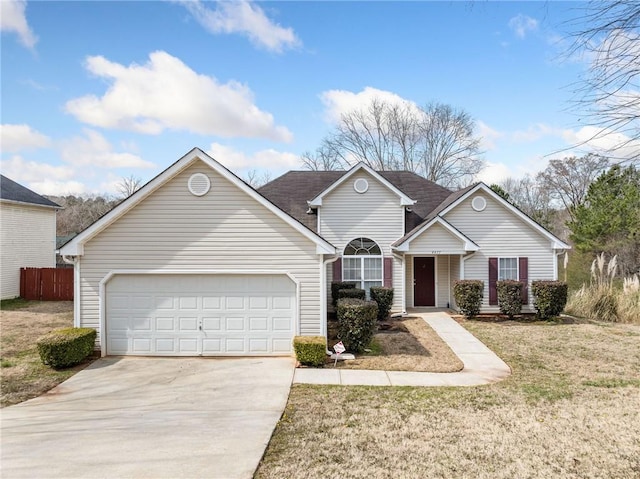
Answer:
[293,310,511,387]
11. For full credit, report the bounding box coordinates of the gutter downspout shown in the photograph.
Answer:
[62,255,80,328]
[322,254,340,355]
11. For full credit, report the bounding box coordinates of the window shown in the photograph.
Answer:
[343,238,383,296]
[499,258,518,281]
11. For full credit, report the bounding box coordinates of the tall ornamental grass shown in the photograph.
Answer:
[566,253,640,324]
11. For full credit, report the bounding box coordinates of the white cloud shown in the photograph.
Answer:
[475,161,513,184]
[59,129,156,169]
[65,51,292,142]
[562,125,640,161]
[511,123,563,143]
[320,86,420,124]
[0,0,37,49]
[1,155,75,183]
[0,155,86,195]
[179,0,300,53]
[476,121,504,150]
[508,14,538,39]
[0,124,51,152]
[207,142,299,172]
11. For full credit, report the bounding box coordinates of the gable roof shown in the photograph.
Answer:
[59,148,335,256]
[307,163,416,207]
[392,216,479,252]
[258,169,452,233]
[0,175,60,209]
[394,182,571,250]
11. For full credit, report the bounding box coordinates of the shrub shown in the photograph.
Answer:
[453,280,484,318]
[336,298,378,353]
[532,281,568,319]
[370,287,394,321]
[497,280,523,319]
[337,288,366,301]
[37,327,96,369]
[293,336,327,367]
[331,281,357,306]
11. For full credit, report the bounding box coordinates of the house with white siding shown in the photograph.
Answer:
[1,175,60,300]
[59,148,569,357]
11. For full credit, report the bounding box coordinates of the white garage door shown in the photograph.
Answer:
[106,274,295,356]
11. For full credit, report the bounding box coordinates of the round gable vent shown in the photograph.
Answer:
[471,196,486,212]
[353,178,369,194]
[188,173,211,196]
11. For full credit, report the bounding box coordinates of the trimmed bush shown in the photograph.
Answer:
[532,281,568,319]
[293,336,327,367]
[331,281,357,306]
[336,298,378,353]
[37,327,96,369]
[370,287,394,321]
[337,288,366,301]
[497,280,523,319]
[453,280,484,318]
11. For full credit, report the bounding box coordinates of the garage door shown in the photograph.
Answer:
[105,274,295,356]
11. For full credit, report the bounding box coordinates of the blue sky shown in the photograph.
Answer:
[0,0,623,195]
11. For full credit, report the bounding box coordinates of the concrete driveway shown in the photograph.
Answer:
[0,357,294,479]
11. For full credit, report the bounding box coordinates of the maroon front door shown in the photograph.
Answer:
[414,257,435,306]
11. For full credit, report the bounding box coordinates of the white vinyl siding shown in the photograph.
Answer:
[450,255,460,309]
[0,203,56,299]
[445,192,555,312]
[78,161,322,348]
[320,172,404,311]
[406,223,466,254]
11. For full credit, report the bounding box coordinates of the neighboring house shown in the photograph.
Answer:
[59,148,569,357]
[1,175,60,300]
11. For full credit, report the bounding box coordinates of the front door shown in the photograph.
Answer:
[414,257,435,306]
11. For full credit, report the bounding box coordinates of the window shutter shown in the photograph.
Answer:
[489,257,498,305]
[519,257,529,304]
[333,258,342,282]
[383,257,393,288]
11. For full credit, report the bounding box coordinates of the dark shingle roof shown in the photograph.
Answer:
[258,170,453,233]
[0,175,60,208]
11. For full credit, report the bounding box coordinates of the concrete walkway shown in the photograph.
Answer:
[294,310,511,386]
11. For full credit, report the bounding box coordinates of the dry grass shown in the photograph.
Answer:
[256,319,640,479]
[0,300,92,407]
[328,317,462,372]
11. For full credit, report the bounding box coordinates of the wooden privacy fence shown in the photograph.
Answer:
[20,268,74,301]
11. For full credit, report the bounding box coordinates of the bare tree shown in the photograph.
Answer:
[536,154,609,221]
[116,175,142,198]
[244,169,273,188]
[301,98,484,187]
[568,1,640,163]
[498,175,559,234]
[48,194,119,235]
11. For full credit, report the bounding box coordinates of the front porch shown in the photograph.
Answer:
[405,254,461,310]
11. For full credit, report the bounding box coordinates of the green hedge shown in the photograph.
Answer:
[532,281,568,319]
[336,298,378,353]
[293,336,327,367]
[497,280,523,319]
[37,327,96,369]
[337,288,366,301]
[331,281,357,306]
[453,280,484,318]
[370,287,394,321]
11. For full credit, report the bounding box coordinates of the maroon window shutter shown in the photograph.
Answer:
[489,257,498,305]
[333,258,342,282]
[383,257,393,288]
[519,257,529,304]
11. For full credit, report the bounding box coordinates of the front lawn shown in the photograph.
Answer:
[326,316,463,372]
[0,300,93,407]
[256,319,640,479]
